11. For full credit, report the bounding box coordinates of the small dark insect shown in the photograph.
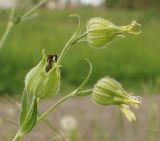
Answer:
[45,54,57,72]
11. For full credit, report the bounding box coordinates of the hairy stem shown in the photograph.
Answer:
[57,39,72,65]
[57,32,87,64]
[37,92,75,122]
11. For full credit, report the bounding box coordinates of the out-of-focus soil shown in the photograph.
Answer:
[0,95,160,141]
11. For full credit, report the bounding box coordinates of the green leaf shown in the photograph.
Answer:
[21,98,38,135]
[75,59,92,96]
[19,88,29,127]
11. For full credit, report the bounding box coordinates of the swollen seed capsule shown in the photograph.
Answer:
[25,50,60,99]
[92,76,142,121]
[86,18,141,48]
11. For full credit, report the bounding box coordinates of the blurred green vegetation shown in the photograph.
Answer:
[105,0,160,9]
[0,8,160,95]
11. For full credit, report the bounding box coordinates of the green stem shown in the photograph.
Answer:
[77,89,93,95]
[0,0,49,50]
[57,32,87,64]
[13,131,23,141]
[0,0,16,50]
[37,92,75,122]
[57,39,72,65]
[0,22,13,50]
[37,89,91,123]
[21,0,48,20]
[71,31,87,45]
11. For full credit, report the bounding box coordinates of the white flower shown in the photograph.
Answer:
[60,116,77,131]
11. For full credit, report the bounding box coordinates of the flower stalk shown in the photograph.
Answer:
[37,92,75,122]
[57,31,87,64]
[57,14,84,64]
[20,0,49,22]
[0,0,16,50]
[13,131,23,141]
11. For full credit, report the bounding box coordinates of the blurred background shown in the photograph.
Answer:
[0,0,160,95]
[0,0,160,141]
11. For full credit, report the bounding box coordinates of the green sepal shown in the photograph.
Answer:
[19,88,29,127]
[21,98,38,135]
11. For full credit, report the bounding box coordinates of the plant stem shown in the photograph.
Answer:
[0,22,13,50]
[0,0,16,50]
[0,0,49,50]
[37,92,75,122]
[77,89,93,95]
[57,40,72,65]
[57,32,87,64]
[21,0,48,21]
[71,31,87,45]
[13,131,23,141]
[37,89,91,123]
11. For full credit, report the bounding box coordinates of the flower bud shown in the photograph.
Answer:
[25,50,60,99]
[86,18,141,48]
[92,76,142,121]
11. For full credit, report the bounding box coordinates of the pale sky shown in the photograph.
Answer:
[64,0,104,6]
[0,0,104,8]
[80,0,103,6]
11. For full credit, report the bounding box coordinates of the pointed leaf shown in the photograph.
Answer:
[21,98,38,135]
[19,88,29,127]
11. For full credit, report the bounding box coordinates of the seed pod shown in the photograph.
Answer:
[25,50,60,99]
[86,18,141,48]
[92,76,142,121]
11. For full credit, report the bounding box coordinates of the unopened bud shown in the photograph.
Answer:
[86,18,141,48]
[92,76,142,121]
